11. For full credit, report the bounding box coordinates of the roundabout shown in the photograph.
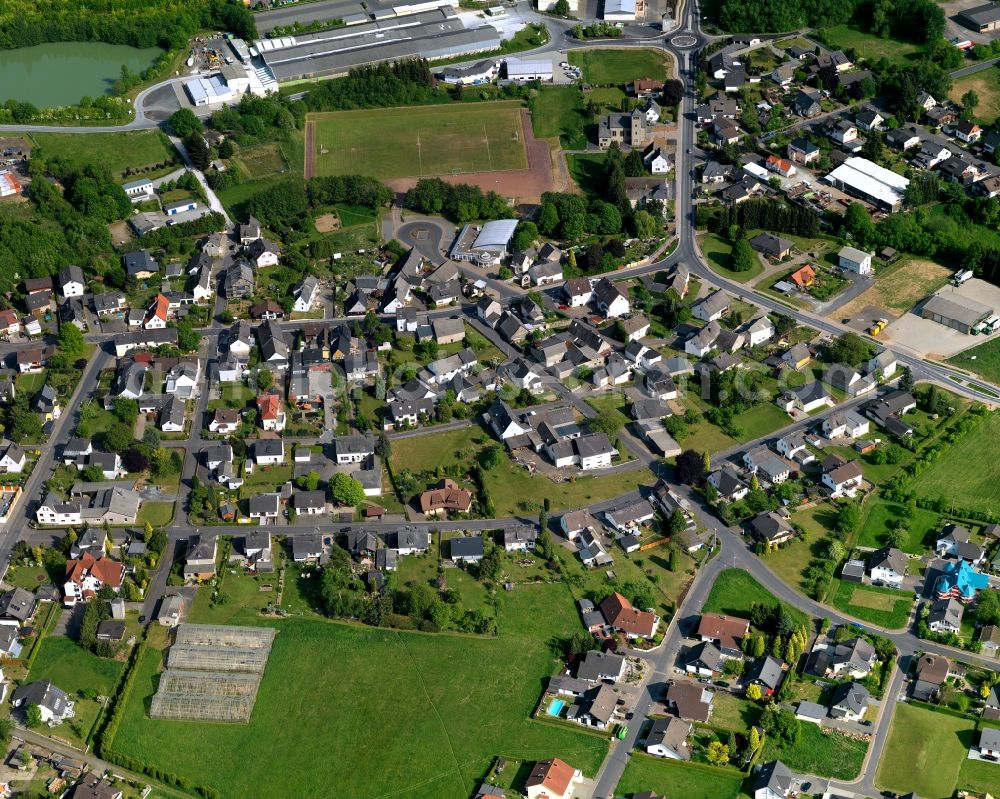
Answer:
[671,34,698,47]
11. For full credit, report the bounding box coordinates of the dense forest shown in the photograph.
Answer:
[714,0,942,45]
[0,0,255,51]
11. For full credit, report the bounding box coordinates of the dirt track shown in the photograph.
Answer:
[383,109,556,203]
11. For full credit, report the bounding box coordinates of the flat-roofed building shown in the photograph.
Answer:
[824,156,909,213]
[922,292,993,334]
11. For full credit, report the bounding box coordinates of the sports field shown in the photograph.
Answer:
[308,101,528,180]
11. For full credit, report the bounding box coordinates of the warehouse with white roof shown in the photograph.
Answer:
[824,157,909,213]
[450,219,518,264]
[603,0,637,21]
[504,56,553,82]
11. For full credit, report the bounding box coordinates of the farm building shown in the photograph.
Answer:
[921,292,993,334]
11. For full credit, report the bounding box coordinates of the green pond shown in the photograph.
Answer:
[0,41,164,107]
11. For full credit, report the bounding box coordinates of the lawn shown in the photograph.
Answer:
[29,635,125,746]
[568,48,670,86]
[699,233,763,283]
[137,501,175,527]
[392,426,488,474]
[32,130,176,178]
[856,499,941,553]
[707,691,762,734]
[762,722,867,780]
[949,66,1000,124]
[309,102,527,179]
[15,371,46,394]
[702,569,808,627]
[829,581,912,629]
[836,258,951,318]
[616,756,742,799]
[530,86,586,149]
[947,334,1000,384]
[233,142,288,179]
[910,411,1000,515]
[764,535,819,594]
[876,702,976,798]
[567,152,609,200]
[730,402,792,442]
[822,24,923,66]
[109,584,610,799]
[957,755,1000,795]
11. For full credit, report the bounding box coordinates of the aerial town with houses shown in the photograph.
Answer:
[0,0,998,797]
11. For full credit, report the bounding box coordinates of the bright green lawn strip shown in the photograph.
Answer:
[702,569,808,627]
[762,722,867,780]
[876,702,975,797]
[110,584,608,799]
[32,130,176,178]
[310,102,527,179]
[616,755,742,799]
[910,411,1000,515]
[829,580,912,629]
[699,233,763,283]
[947,335,1000,385]
[568,48,669,86]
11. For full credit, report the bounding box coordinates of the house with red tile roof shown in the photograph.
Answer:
[524,758,581,799]
[63,552,124,606]
[419,479,472,516]
[600,591,659,639]
[144,293,169,330]
[257,393,286,432]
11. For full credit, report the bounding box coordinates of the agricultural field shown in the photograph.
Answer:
[31,129,176,178]
[568,48,670,86]
[615,755,743,799]
[109,584,609,799]
[309,102,527,179]
[829,580,913,628]
[876,703,977,798]
[702,568,808,627]
[835,258,951,318]
[949,66,1000,124]
[947,335,1000,384]
[762,722,867,780]
[910,411,1000,515]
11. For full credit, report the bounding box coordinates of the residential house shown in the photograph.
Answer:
[697,613,749,658]
[645,716,692,760]
[563,278,592,307]
[822,458,864,497]
[294,490,326,516]
[766,156,797,178]
[936,524,973,558]
[665,680,714,723]
[793,90,822,118]
[419,478,473,516]
[748,510,796,546]
[63,553,125,605]
[247,238,280,267]
[838,246,873,275]
[823,410,870,439]
[248,493,280,523]
[856,109,884,132]
[599,591,658,639]
[124,250,158,279]
[828,637,877,679]
[450,536,484,564]
[868,546,907,588]
[0,442,25,474]
[502,526,538,552]
[977,727,1000,759]
[253,438,285,466]
[745,655,784,696]
[292,276,320,312]
[788,137,820,165]
[744,316,775,347]
[0,587,35,624]
[913,653,950,701]
[593,278,630,318]
[829,682,871,721]
[934,559,989,602]
[686,641,724,677]
[867,348,898,379]
[708,465,749,503]
[928,597,963,634]
[692,290,729,322]
[209,408,240,434]
[257,393,286,432]
[183,535,217,581]
[524,759,581,799]
[58,265,86,298]
[223,262,254,300]
[11,680,73,725]
[750,232,792,260]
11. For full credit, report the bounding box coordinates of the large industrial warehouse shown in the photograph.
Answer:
[824,157,909,213]
[921,292,994,334]
[256,8,501,80]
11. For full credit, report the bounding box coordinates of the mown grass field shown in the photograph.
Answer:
[32,130,176,178]
[948,335,1000,384]
[822,25,923,66]
[762,722,868,780]
[876,703,976,798]
[699,232,763,283]
[830,580,912,629]
[616,755,743,799]
[702,568,808,627]
[310,102,527,179]
[568,48,670,86]
[856,499,941,553]
[910,411,1000,514]
[110,584,608,799]
[530,86,586,149]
